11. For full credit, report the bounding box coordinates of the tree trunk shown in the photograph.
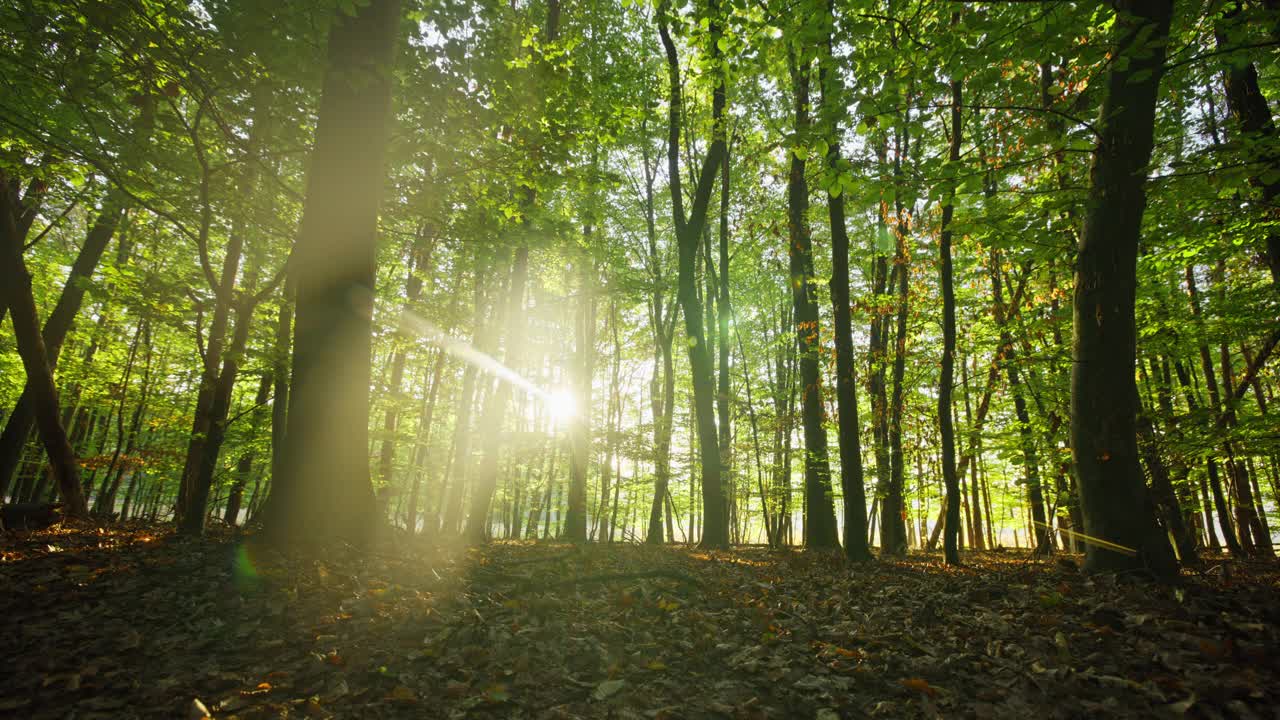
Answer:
[597,302,622,542]
[820,2,870,561]
[0,96,152,498]
[990,254,1051,553]
[716,120,733,545]
[258,0,401,544]
[1215,5,1280,286]
[961,355,984,549]
[939,67,963,565]
[1183,271,1244,555]
[466,246,530,543]
[787,51,838,550]
[1071,0,1177,577]
[657,0,729,548]
[406,348,446,534]
[0,174,88,517]
[563,258,595,542]
[376,230,433,494]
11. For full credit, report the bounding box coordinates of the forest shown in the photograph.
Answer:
[1,0,1278,717]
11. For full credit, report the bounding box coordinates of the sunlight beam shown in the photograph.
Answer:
[399,308,573,418]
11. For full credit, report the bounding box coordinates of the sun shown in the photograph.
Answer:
[545,388,576,422]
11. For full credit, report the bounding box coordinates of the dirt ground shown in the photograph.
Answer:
[2,522,1278,719]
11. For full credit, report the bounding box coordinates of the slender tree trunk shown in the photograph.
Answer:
[1184,271,1244,554]
[97,320,152,516]
[884,232,910,555]
[406,349,446,534]
[466,247,530,542]
[657,0,729,548]
[820,3,870,561]
[0,98,152,498]
[563,258,595,542]
[990,254,1050,553]
[641,123,679,544]
[440,268,490,533]
[786,52,839,549]
[1218,341,1272,555]
[961,355,984,549]
[376,231,433,492]
[225,371,272,526]
[0,175,88,517]
[939,66,963,565]
[716,123,733,544]
[597,302,622,542]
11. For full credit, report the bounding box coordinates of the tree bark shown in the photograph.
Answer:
[257,0,401,545]
[0,173,88,517]
[939,66,963,565]
[787,51,839,549]
[563,257,595,542]
[1071,0,1177,577]
[657,0,729,548]
[1214,3,1280,286]
[820,1,871,562]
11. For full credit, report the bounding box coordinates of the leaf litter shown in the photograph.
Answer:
[2,522,1279,719]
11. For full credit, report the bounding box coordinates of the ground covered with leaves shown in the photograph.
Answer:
[2,523,1279,719]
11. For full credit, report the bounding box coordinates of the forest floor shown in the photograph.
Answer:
[2,523,1278,720]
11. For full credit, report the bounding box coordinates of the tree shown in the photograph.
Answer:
[1071,0,1177,577]
[257,0,402,544]
[657,0,729,549]
[938,38,962,566]
[819,0,870,562]
[786,49,839,549]
[0,173,89,517]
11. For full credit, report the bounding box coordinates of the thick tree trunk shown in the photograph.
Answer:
[258,0,401,544]
[1071,0,1177,577]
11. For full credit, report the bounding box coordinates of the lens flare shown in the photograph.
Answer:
[399,309,570,421]
[546,388,576,421]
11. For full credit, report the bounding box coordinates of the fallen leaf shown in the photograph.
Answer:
[592,679,627,701]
